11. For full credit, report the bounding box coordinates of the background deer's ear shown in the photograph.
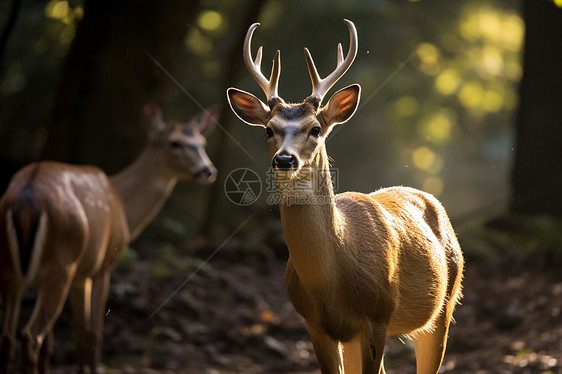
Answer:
[319,84,361,127]
[192,105,220,137]
[227,88,270,127]
[143,102,166,134]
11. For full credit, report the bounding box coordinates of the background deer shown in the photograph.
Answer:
[227,20,464,373]
[0,103,217,374]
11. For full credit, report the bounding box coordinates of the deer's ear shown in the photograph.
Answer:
[319,84,361,127]
[143,102,166,134]
[194,105,220,137]
[227,88,270,127]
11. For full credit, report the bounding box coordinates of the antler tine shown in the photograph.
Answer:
[243,23,281,101]
[337,43,344,66]
[305,19,358,104]
[254,46,263,67]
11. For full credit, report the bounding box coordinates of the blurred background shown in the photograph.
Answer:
[1,0,560,236]
[0,0,530,233]
[1,0,561,373]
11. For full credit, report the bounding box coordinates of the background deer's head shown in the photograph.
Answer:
[143,103,218,184]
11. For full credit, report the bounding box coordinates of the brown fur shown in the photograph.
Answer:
[228,19,463,373]
[281,155,464,374]
[229,85,464,372]
[0,105,217,374]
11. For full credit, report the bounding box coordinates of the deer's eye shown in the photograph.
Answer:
[169,140,183,149]
[266,127,274,138]
[310,126,322,137]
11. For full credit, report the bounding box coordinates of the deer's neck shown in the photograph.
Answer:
[277,147,346,288]
[110,147,177,240]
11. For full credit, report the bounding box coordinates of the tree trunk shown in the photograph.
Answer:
[199,0,269,236]
[510,0,562,217]
[0,0,22,73]
[42,0,200,174]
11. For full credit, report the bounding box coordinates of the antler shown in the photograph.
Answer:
[304,19,358,104]
[243,23,281,101]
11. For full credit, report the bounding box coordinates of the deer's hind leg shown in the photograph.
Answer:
[411,301,455,374]
[69,276,94,374]
[0,278,24,374]
[21,267,74,374]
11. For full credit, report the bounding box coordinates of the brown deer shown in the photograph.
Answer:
[0,103,218,374]
[227,20,463,373]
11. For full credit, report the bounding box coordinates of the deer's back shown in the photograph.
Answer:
[0,161,129,281]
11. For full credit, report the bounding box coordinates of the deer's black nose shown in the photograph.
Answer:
[196,166,217,180]
[272,154,296,170]
[200,167,215,178]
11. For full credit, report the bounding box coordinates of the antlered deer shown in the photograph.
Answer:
[0,103,218,374]
[227,20,463,373]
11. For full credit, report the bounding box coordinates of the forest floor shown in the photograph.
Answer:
[21,218,562,374]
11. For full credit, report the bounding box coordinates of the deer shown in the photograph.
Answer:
[227,19,464,373]
[0,102,218,374]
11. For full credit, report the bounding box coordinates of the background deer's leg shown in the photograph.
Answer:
[21,268,74,374]
[90,270,112,373]
[69,276,93,374]
[38,331,53,374]
[0,280,24,374]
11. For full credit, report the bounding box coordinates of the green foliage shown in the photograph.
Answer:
[150,244,177,280]
[0,0,83,96]
[504,215,562,256]
[150,261,172,281]
[118,247,139,268]
[150,243,212,281]
[142,326,162,367]
[456,217,499,261]
[161,217,191,237]
[458,214,562,262]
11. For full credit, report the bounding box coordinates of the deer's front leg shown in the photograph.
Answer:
[307,323,343,374]
[38,332,53,374]
[366,323,387,374]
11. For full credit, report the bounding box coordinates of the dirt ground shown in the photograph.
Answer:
[12,219,562,374]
